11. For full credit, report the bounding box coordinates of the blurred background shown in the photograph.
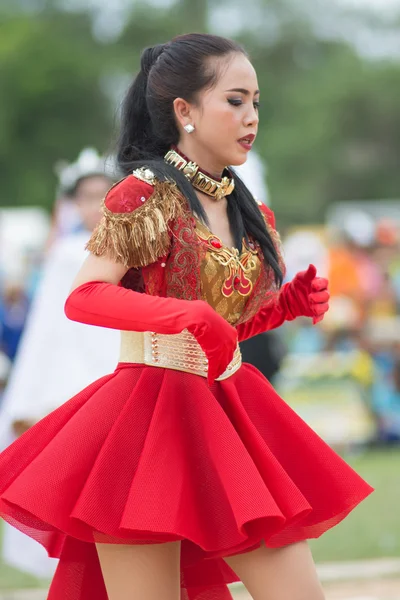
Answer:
[0,0,400,598]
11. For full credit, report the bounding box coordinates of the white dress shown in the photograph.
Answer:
[0,230,120,577]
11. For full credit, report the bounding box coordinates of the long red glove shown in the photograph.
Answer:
[237,264,330,342]
[65,281,238,385]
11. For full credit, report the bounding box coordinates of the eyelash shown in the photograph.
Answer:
[228,99,260,109]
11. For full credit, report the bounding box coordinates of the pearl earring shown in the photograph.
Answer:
[184,124,195,134]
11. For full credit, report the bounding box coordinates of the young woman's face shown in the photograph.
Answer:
[74,175,112,232]
[184,53,260,171]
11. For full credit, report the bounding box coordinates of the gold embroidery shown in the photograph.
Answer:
[195,222,258,298]
[195,220,261,325]
[166,218,204,300]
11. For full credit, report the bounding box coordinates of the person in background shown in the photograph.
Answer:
[0,282,30,362]
[372,355,400,443]
[0,148,120,578]
[0,352,11,410]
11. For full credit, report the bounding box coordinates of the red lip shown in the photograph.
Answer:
[238,133,256,143]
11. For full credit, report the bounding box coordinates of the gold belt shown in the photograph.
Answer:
[119,329,242,381]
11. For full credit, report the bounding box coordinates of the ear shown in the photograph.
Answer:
[173,97,194,130]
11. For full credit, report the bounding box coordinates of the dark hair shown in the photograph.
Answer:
[117,33,283,286]
[68,173,114,199]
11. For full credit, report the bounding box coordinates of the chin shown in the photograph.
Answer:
[226,152,248,168]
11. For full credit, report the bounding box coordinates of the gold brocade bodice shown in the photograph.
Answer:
[88,169,285,329]
[195,220,262,325]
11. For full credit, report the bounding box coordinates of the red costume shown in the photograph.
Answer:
[0,167,372,600]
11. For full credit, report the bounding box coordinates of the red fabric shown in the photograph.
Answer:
[0,363,372,599]
[237,265,330,342]
[0,182,370,599]
[105,174,154,213]
[65,281,237,384]
[259,204,276,229]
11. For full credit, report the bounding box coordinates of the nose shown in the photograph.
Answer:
[244,104,259,128]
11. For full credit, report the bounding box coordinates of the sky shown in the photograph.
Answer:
[58,0,400,58]
[339,0,400,9]
[61,0,400,15]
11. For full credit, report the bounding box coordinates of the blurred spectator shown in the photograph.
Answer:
[288,319,325,355]
[372,357,400,443]
[0,282,30,361]
[240,332,287,382]
[280,207,400,448]
[1,147,119,442]
[0,351,11,410]
[0,148,120,579]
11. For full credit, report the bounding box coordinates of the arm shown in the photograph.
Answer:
[65,173,237,384]
[237,265,330,342]
[237,206,330,342]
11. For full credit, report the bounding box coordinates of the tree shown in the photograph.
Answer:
[0,11,112,208]
[1,0,400,226]
[236,2,400,223]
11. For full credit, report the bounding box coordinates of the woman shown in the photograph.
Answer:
[0,33,372,600]
[0,148,119,579]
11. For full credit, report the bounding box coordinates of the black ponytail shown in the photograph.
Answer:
[117,44,169,167]
[116,33,283,287]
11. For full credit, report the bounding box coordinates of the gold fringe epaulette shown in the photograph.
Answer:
[86,174,185,268]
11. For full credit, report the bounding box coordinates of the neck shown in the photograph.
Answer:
[176,141,226,179]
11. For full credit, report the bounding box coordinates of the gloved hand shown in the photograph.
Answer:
[283,264,330,325]
[65,281,237,385]
[237,264,329,342]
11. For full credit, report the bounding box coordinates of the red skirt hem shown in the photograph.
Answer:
[0,363,373,599]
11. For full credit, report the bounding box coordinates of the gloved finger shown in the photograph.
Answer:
[295,264,317,284]
[311,277,329,292]
[206,336,237,386]
[207,358,220,386]
[207,354,231,386]
[312,302,329,316]
[208,361,228,386]
[313,314,325,325]
[309,290,330,304]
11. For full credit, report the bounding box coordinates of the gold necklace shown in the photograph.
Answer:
[164,147,235,202]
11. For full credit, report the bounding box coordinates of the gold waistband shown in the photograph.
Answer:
[119,329,241,381]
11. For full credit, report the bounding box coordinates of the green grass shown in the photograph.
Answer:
[310,447,400,562]
[0,559,45,590]
[1,449,399,589]
[0,523,50,589]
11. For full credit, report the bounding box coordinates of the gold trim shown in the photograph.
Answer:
[119,329,242,381]
[164,148,235,201]
[86,172,185,268]
[131,166,157,186]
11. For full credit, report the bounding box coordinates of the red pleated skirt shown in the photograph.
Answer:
[0,362,373,600]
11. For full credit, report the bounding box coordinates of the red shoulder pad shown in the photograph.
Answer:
[104,174,154,214]
[259,203,276,229]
